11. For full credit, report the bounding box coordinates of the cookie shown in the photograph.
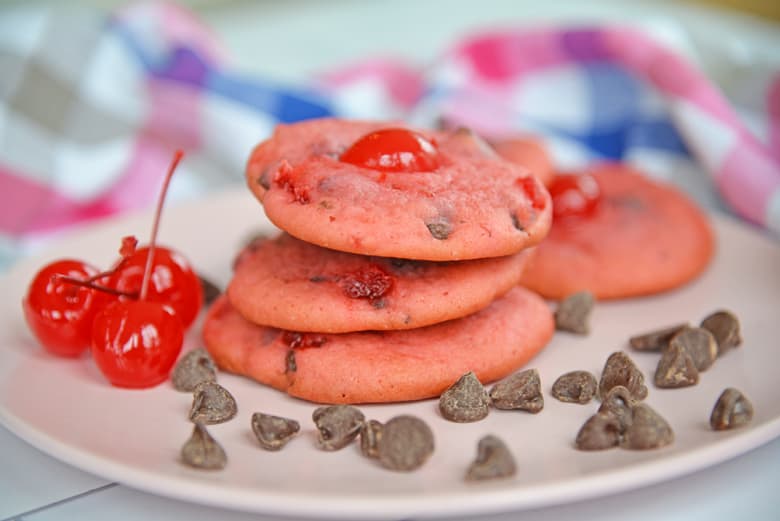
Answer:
[229,233,535,333]
[492,136,554,187]
[203,287,554,404]
[519,164,715,300]
[246,118,551,261]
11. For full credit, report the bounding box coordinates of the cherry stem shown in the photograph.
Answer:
[140,150,184,301]
[55,275,138,298]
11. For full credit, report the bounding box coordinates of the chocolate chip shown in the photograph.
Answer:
[257,170,271,189]
[575,412,621,451]
[629,323,689,352]
[198,276,222,307]
[669,327,717,372]
[621,403,674,450]
[189,382,237,425]
[439,372,491,423]
[251,413,300,451]
[710,388,754,430]
[510,212,524,231]
[551,370,598,404]
[181,423,227,470]
[312,405,365,451]
[465,435,517,481]
[700,310,742,356]
[598,352,648,401]
[555,291,595,334]
[172,348,217,392]
[654,342,699,388]
[488,369,543,413]
[285,350,296,373]
[376,415,434,472]
[426,217,452,240]
[359,419,384,459]
[598,386,637,433]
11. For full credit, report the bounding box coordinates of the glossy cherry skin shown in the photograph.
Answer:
[91,300,184,388]
[108,246,203,330]
[23,259,109,357]
[548,173,601,219]
[340,128,439,173]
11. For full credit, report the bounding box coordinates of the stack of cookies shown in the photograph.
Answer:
[202,118,555,404]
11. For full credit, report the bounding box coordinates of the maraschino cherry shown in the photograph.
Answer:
[107,245,203,330]
[340,128,439,173]
[548,173,601,219]
[90,152,186,388]
[22,260,109,357]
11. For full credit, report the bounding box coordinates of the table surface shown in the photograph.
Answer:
[2,1,779,520]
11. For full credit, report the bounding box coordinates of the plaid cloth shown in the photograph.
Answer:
[2,3,779,269]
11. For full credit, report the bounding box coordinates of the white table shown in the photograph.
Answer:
[2,1,779,519]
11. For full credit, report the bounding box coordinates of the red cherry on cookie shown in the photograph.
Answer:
[23,259,109,357]
[340,128,440,173]
[91,300,183,388]
[549,173,601,219]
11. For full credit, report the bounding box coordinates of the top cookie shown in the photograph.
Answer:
[246,118,551,261]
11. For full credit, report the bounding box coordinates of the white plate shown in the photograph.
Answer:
[1,188,779,520]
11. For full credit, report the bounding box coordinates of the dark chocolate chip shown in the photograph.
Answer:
[488,369,543,413]
[598,351,648,401]
[181,423,227,470]
[654,342,699,388]
[360,419,384,459]
[465,435,517,481]
[376,415,434,472]
[551,370,598,404]
[575,412,621,451]
[555,291,595,334]
[198,276,222,307]
[189,382,237,425]
[710,388,753,430]
[251,412,300,451]
[621,403,674,450]
[426,217,452,240]
[172,348,217,392]
[629,323,689,352]
[312,405,365,451]
[700,310,742,356]
[439,371,491,423]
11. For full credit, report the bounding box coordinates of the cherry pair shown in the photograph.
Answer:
[22,151,203,389]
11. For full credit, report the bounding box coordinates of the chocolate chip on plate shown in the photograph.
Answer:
[489,368,544,413]
[710,387,754,431]
[439,371,491,423]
